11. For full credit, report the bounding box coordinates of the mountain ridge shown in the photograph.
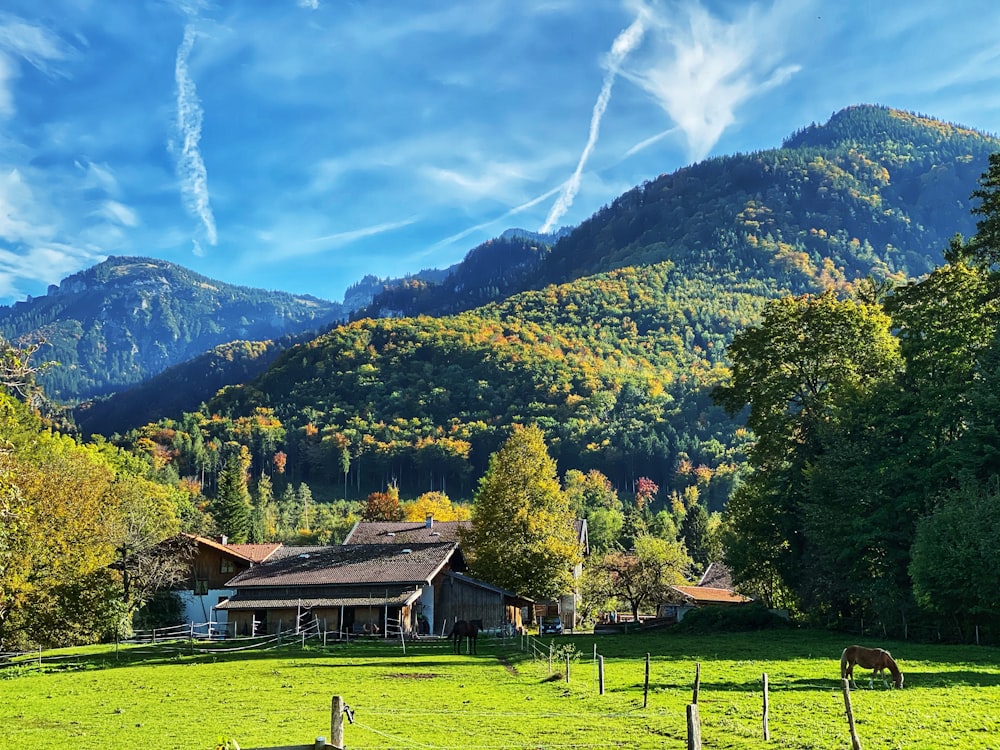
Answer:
[49,105,1000,456]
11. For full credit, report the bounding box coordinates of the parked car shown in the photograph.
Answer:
[540,615,563,635]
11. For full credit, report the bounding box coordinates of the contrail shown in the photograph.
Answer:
[172,24,217,247]
[539,14,646,233]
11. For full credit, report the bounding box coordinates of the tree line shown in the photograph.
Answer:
[716,152,1000,640]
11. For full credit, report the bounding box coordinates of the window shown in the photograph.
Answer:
[220,558,235,574]
[194,579,209,595]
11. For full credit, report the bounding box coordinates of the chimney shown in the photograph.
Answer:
[220,535,228,546]
[425,514,434,529]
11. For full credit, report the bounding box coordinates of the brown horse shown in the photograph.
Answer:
[449,619,483,655]
[840,645,903,689]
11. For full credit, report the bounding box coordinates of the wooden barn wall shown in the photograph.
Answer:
[435,576,506,631]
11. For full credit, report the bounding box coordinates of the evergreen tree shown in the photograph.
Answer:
[679,503,711,571]
[462,425,580,600]
[277,484,298,535]
[297,482,313,531]
[212,452,252,543]
[250,474,274,543]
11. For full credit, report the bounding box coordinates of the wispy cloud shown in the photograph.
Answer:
[0,170,105,298]
[170,24,217,248]
[619,0,804,161]
[425,183,566,259]
[540,11,647,233]
[0,12,71,117]
[309,218,418,248]
[297,0,320,9]
[96,200,139,228]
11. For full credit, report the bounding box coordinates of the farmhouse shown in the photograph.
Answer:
[215,541,529,636]
[344,515,585,630]
[173,534,282,630]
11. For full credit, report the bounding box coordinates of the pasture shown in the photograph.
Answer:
[2,628,1000,749]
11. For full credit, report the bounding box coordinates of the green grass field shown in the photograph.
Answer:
[2,628,999,749]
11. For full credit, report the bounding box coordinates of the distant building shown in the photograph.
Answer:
[658,561,752,622]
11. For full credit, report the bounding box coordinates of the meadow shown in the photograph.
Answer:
[2,628,999,749]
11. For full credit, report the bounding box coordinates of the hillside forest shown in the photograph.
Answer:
[3,106,1000,649]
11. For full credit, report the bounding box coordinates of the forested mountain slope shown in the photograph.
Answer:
[0,257,347,401]
[74,338,293,437]
[205,262,770,506]
[366,106,997,321]
[115,106,1000,508]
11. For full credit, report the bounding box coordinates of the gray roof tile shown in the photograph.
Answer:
[225,542,458,588]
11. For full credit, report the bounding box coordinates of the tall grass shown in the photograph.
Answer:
[2,629,999,749]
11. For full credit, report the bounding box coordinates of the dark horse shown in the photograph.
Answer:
[449,619,483,655]
[841,645,904,689]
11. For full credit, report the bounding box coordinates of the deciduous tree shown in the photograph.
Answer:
[584,535,688,622]
[462,425,580,600]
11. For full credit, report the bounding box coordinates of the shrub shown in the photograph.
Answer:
[673,604,792,633]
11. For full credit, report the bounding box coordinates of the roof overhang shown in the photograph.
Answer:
[217,589,422,610]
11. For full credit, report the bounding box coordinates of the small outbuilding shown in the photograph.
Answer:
[657,562,752,622]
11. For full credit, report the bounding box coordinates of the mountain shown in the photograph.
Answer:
[171,105,999,504]
[74,106,1000,506]
[0,257,347,402]
[73,338,293,437]
[364,105,995,323]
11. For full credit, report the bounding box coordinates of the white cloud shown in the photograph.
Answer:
[170,23,217,247]
[0,168,47,243]
[619,0,805,161]
[0,13,71,118]
[0,242,105,299]
[0,14,70,73]
[96,200,139,228]
[540,11,647,233]
[297,0,319,9]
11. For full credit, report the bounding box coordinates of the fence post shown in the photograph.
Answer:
[692,662,701,704]
[643,653,650,708]
[598,655,605,696]
[331,695,345,749]
[548,643,553,675]
[841,679,862,750]
[565,653,570,683]
[686,704,701,750]
[762,673,770,740]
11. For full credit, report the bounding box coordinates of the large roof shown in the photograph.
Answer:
[343,518,589,550]
[225,542,459,588]
[343,520,469,545]
[671,585,752,605]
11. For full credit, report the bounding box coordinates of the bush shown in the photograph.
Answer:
[133,590,184,631]
[673,604,792,633]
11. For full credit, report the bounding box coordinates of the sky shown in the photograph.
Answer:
[0,0,999,306]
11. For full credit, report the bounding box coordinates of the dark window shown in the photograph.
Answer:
[194,579,209,595]
[220,558,235,574]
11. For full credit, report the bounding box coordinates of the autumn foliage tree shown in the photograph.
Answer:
[402,491,470,522]
[461,425,580,601]
[362,485,404,521]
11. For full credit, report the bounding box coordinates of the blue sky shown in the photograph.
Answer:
[1,0,998,305]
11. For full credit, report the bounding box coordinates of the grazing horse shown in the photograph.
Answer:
[449,619,483,655]
[840,645,904,689]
